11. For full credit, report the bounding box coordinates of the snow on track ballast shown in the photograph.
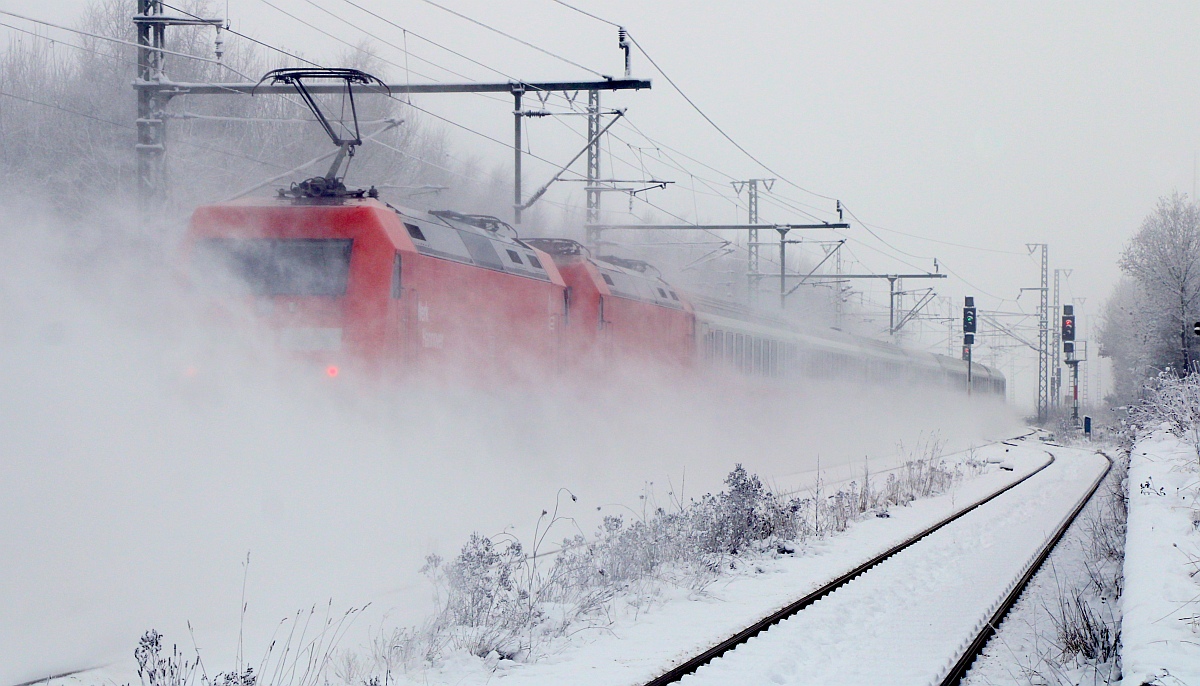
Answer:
[642,439,1110,686]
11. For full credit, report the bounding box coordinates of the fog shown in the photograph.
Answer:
[0,198,1020,683]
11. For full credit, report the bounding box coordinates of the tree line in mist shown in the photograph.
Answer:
[1100,192,1200,404]
[0,0,522,223]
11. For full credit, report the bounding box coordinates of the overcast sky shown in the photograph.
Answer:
[8,0,1200,405]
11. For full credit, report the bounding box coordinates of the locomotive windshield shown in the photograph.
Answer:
[194,238,353,297]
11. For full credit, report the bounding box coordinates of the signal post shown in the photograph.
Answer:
[1062,305,1081,421]
[963,296,977,395]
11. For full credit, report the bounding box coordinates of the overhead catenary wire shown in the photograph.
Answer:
[334,0,595,112]
[411,0,607,78]
[160,1,322,69]
[0,89,290,170]
[293,0,534,111]
[0,8,252,79]
[244,0,601,183]
[547,1,1033,265]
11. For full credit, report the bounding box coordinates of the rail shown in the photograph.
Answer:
[938,448,1113,685]
[643,435,1057,686]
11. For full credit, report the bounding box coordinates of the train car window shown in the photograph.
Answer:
[459,231,506,271]
[405,223,426,241]
[506,249,523,264]
[602,273,614,286]
[669,291,679,301]
[657,287,668,298]
[391,253,402,298]
[195,238,353,297]
[527,254,543,269]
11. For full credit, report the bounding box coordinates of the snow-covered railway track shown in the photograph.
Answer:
[644,443,1111,686]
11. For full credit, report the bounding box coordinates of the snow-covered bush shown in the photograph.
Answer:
[1128,371,1200,436]
[1126,371,1200,467]
[419,534,532,659]
[373,445,976,672]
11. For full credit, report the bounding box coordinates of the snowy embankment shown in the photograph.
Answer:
[1121,428,1200,685]
[374,437,1053,686]
[678,443,1108,686]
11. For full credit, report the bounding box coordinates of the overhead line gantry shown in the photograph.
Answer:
[133,1,650,217]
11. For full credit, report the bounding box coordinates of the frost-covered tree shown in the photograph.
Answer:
[0,0,470,221]
[1098,277,1170,404]
[1101,193,1200,401]
[1118,193,1200,370]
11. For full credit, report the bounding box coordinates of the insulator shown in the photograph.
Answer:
[214,27,224,61]
[618,27,628,46]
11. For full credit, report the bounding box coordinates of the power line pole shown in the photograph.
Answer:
[586,89,602,225]
[835,242,846,326]
[731,178,774,302]
[1025,243,1050,423]
[1052,268,1061,410]
[512,85,524,223]
[946,297,955,357]
[134,0,223,214]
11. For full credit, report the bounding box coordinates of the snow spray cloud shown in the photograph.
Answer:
[0,201,1020,684]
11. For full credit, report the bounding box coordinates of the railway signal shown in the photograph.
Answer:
[963,297,977,333]
[1193,321,1200,336]
[962,297,976,395]
[1061,304,1075,342]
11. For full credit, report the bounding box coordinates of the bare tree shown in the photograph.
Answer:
[0,0,469,221]
[1098,276,1174,404]
[1117,192,1200,373]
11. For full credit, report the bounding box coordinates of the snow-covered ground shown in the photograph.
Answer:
[674,443,1107,686]
[24,436,1029,686]
[964,445,1124,686]
[1121,429,1200,685]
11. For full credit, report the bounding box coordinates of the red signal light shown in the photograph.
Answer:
[326,365,339,378]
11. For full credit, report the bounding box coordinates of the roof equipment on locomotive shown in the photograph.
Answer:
[253,68,389,200]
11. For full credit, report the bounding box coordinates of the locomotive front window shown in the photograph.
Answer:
[196,238,353,297]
